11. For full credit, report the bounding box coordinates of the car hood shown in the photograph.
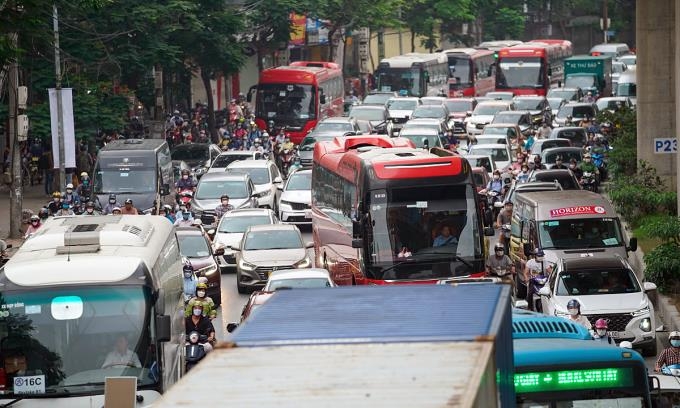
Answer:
[214,232,244,249]
[254,184,273,194]
[192,197,251,212]
[468,115,494,124]
[553,292,649,314]
[94,193,155,213]
[280,190,311,204]
[242,248,307,264]
[183,256,214,269]
[173,158,207,169]
[388,109,413,118]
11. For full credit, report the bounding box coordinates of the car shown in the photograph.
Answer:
[348,104,393,135]
[546,97,568,113]
[486,91,514,101]
[546,87,584,102]
[549,127,588,148]
[527,169,581,190]
[311,117,363,134]
[478,124,522,146]
[362,91,399,106]
[596,96,633,113]
[386,97,422,130]
[297,129,356,167]
[618,54,636,68]
[263,268,336,291]
[466,143,513,172]
[171,143,222,179]
[226,159,283,211]
[410,104,450,123]
[191,172,258,226]
[400,118,448,135]
[444,98,477,135]
[207,151,260,174]
[231,291,275,327]
[465,101,515,136]
[490,111,533,135]
[611,60,628,88]
[233,224,314,293]
[527,138,572,158]
[471,134,511,147]
[395,127,445,149]
[540,147,584,170]
[553,102,598,127]
[212,208,278,272]
[503,181,562,205]
[278,169,312,225]
[471,167,491,193]
[176,227,222,305]
[537,256,657,355]
[420,96,447,105]
[464,155,497,177]
[512,96,550,124]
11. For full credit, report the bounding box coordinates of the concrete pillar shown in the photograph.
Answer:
[636,0,676,187]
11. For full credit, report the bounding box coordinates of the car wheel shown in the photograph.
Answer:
[641,341,657,357]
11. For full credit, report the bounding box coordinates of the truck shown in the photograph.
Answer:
[563,55,612,98]
[156,284,514,407]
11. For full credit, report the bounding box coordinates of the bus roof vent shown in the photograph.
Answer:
[356,146,381,153]
[121,224,144,237]
[512,316,591,340]
[123,139,144,144]
[57,223,103,254]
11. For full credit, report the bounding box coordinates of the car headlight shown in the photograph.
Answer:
[197,264,218,276]
[294,256,311,268]
[258,190,271,198]
[195,167,206,176]
[238,259,256,271]
[280,200,292,209]
[639,317,652,332]
[632,306,649,317]
[554,309,569,318]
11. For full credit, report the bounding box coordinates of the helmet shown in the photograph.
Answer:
[52,191,62,198]
[163,204,173,212]
[567,299,581,310]
[254,138,261,145]
[181,169,191,176]
[671,331,680,340]
[534,248,545,257]
[66,183,74,189]
[112,206,121,212]
[30,215,39,222]
[183,261,194,274]
[85,201,95,208]
[192,219,202,226]
[494,242,504,251]
[80,172,88,177]
[109,193,116,200]
[619,341,633,349]
[595,318,608,329]
[39,208,49,219]
[262,132,269,137]
[220,194,230,200]
[196,282,208,290]
[61,202,70,209]
[125,198,133,204]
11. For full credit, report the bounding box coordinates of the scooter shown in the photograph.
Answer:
[185,331,208,372]
[528,270,548,312]
[280,147,296,176]
[29,156,41,185]
[500,224,511,254]
[178,190,194,207]
[581,172,598,192]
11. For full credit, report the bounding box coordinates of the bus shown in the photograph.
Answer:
[443,48,496,97]
[0,215,184,407]
[374,52,449,97]
[248,61,344,144]
[496,39,573,96]
[311,135,493,285]
[477,40,524,51]
[513,309,653,407]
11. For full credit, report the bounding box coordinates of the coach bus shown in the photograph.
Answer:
[0,215,184,407]
[312,135,493,285]
[443,48,496,97]
[496,40,573,96]
[513,309,653,407]
[477,40,524,51]
[374,52,449,97]
[248,61,344,144]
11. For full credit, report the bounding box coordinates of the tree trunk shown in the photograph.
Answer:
[328,27,337,61]
[410,28,416,52]
[200,69,218,143]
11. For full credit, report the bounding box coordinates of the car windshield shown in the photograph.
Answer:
[445,100,473,112]
[538,217,624,250]
[171,146,209,162]
[482,127,516,139]
[492,113,522,125]
[211,154,251,169]
[387,99,418,110]
[0,286,154,397]
[469,147,509,162]
[286,172,311,191]
[565,76,597,89]
[530,172,578,190]
[475,137,506,145]
[556,268,640,296]
[612,62,626,73]
[597,99,626,111]
[177,234,211,258]
[402,122,440,132]
[543,150,582,164]
[228,167,269,184]
[474,105,506,116]
[196,180,248,199]
[514,99,543,110]
[557,105,595,119]
[254,83,315,129]
[218,215,272,233]
[547,89,577,100]
[267,278,332,291]
[349,107,385,121]
[398,134,442,149]
[363,94,393,105]
[471,172,486,187]
[314,122,353,132]
[94,167,156,194]
[555,129,586,145]
[617,83,636,97]
[412,106,446,119]
[244,230,303,250]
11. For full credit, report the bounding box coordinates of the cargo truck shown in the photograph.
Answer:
[155,284,514,407]
[563,55,612,98]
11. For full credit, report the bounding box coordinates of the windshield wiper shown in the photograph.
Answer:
[414,251,475,270]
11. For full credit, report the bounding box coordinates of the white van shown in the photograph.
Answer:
[615,67,636,106]
[590,43,630,58]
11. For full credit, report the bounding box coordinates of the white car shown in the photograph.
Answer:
[386,97,421,130]
[207,151,259,174]
[226,159,283,211]
[263,268,336,291]
[278,169,312,225]
[212,208,278,272]
[466,143,513,172]
[465,101,515,136]
[538,256,657,356]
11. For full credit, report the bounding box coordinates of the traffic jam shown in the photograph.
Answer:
[1,38,675,407]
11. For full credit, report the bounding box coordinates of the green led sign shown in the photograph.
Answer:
[514,367,633,393]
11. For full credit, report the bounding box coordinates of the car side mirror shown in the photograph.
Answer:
[227,244,241,251]
[644,282,657,292]
[155,315,172,342]
[277,184,284,190]
[523,243,533,257]
[214,247,224,256]
[226,323,239,333]
[514,300,529,309]
[274,176,283,184]
[161,184,170,196]
[466,111,472,117]
[305,241,314,249]
[351,238,363,248]
[628,237,638,252]
[538,287,551,297]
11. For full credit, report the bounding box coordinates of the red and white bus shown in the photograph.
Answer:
[495,39,573,96]
[312,135,491,285]
[443,48,496,97]
[249,61,344,144]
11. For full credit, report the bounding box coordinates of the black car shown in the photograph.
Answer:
[171,143,222,179]
[528,169,581,190]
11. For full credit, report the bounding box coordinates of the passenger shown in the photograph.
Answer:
[523,248,552,283]
[102,194,119,215]
[185,303,215,354]
[55,202,74,216]
[565,299,592,330]
[516,164,530,183]
[101,335,142,368]
[182,262,198,303]
[433,226,458,247]
[24,215,42,239]
[593,318,615,345]
[214,194,234,223]
[111,206,122,216]
[184,283,216,319]
[655,331,680,372]
[174,210,194,227]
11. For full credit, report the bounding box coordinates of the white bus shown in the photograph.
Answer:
[374,52,449,97]
[0,215,184,407]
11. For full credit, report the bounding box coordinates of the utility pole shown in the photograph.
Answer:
[8,31,22,239]
[53,4,66,191]
[675,1,680,216]
[602,0,609,44]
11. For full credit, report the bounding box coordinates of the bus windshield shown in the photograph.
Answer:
[376,68,421,96]
[565,75,597,89]
[497,57,545,89]
[448,57,472,87]
[255,83,316,128]
[0,286,154,397]
[538,217,624,249]
[366,184,482,280]
[94,157,157,194]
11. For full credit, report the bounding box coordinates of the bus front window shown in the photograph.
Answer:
[377,68,421,96]
[0,286,156,398]
[256,84,316,129]
[538,218,624,250]
[366,184,482,280]
[497,57,544,89]
[94,157,157,194]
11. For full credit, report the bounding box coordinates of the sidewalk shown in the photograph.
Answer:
[0,182,50,250]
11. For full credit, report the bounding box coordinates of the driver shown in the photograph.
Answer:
[655,331,680,372]
[102,335,141,368]
[185,303,216,353]
[433,225,458,247]
[486,243,515,287]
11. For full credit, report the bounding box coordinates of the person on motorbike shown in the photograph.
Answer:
[38,207,49,221]
[185,282,217,319]
[24,215,42,239]
[185,303,216,354]
[564,299,592,330]
[48,192,63,215]
[75,172,92,201]
[62,183,80,207]
[182,261,198,303]
[82,201,100,216]
[158,205,174,223]
[175,169,197,196]
[278,135,295,155]
[485,170,504,195]
[523,131,536,151]
[552,155,568,170]
[288,157,303,177]
[120,199,139,215]
[516,164,530,183]
[655,331,680,372]
[55,202,74,216]
[564,115,575,127]
[496,202,513,253]
[102,194,119,215]
[525,249,549,312]
[582,91,595,103]
[250,137,265,154]
[538,122,551,139]
[214,194,234,223]
[578,153,599,182]
[485,243,515,286]
[174,210,194,227]
[532,155,546,170]
[593,318,615,345]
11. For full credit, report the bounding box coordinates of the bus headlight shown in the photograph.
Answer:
[239,259,256,271]
[639,318,652,332]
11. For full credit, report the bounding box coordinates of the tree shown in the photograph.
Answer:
[403,0,473,51]
[242,0,298,72]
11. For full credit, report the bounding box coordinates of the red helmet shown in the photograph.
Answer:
[595,318,608,329]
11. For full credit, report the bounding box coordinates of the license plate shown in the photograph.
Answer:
[608,331,620,338]
[304,210,312,219]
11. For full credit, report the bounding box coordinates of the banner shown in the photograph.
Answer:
[289,13,306,46]
[48,88,76,169]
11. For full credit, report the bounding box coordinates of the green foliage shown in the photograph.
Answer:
[642,216,680,293]
[485,7,525,41]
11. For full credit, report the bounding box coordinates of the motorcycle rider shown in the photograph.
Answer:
[485,170,504,195]
[48,192,63,215]
[185,282,217,319]
[538,122,551,139]
[593,318,615,345]
[76,172,92,201]
[485,242,515,286]
[175,169,197,201]
[517,163,530,183]
[552,155,568,170]
[214,194,234,223]
[578,153,599,182]
[62,183,80,207]
[565,299,592,330]
[655,331,680,372]
[82,201,100,216]
[158,205,174,223]
[568,158,583,179]
[525,249,549,311]
[24,215,42,239]
[55,202,74,216]
[174,210,194,227]
[102,194,119,215]
[120,198,139,215]
[185,303,216,354]
[496,201,513,251]
[182,261,198,303]
[532,155,546,170]
[288,156,303,176]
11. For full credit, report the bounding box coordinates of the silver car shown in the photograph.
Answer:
[212,208,278,272]
[233,224,314,293]
[278,169,312,225]
[191,172,258,226]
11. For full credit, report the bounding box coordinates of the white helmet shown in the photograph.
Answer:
[66,183,74,189]
[619,341,633,349]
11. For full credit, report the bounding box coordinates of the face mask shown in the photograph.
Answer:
[31,221,39,225]
[183,175,189,180]
[596,329,607,337]
[568,308,579,316]
[54,198,60,203]
[570,164,576,169]
[495,250,504,256]
[585,159,591,162]
[183,214,190,220]
[672,339,680,347]
[184,272,192,278]
[109,199,116,204]
[192,309,202,316]
[197,290,206,297]
[86,208,93,213]
[66,189,72,194]
[83,179,89,185]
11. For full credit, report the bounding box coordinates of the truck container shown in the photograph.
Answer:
[156,284,514,407]
[564,55,613,98]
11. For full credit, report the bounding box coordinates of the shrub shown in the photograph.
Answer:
[642,216,680,293]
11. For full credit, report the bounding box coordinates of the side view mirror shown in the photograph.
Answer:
[214,247,224,256]
[466,111,472,117]
[643,281,657,292]
[320,94,327,104]
[523,243,533,257]
[277,184,284,190]
[155,315,172,342]
[628,237,638,252]
[226,323,239,333]
[305,241,314,249]
[538,287,551,297]
[160,184,170,196]
[514,300,529,309]
[274,176,283,184]
[227,244,241,251]
[247,85,256,103]
[351,238,363,248]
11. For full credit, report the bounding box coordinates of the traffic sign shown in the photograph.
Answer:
[654,138,677,154]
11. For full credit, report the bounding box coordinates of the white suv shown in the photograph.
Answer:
[226,159,283,211]
[538,256,658,356]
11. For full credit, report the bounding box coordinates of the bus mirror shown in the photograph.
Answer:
[523,243,533,257]
[351,238,363,248]
[161,184,170,196]
[320,94,326,104]
[154,288,165,315]
[628,237,638,252]
[227,323,239,333]
[247,85,256,103]
[547,67,553,76]
[155,315,172,342]
[649,375,660,392]
[424,71,430,83]
[352,219,361,237]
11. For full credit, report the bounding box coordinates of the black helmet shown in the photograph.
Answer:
[567,299,580,310]
[85,201,95,208]
[494,242,504,251]
[220,194,230,200]
[182,169,191,176]
[39,207,49,220]
[109,193,116,200]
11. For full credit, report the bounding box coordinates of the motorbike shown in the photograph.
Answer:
[280,147,296,176]
[590,151,607,180]
[185,331,208,372]
[500,224,511,254]
[178,190,194,207]
[528,270,548,312]
[581,172,598,192]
